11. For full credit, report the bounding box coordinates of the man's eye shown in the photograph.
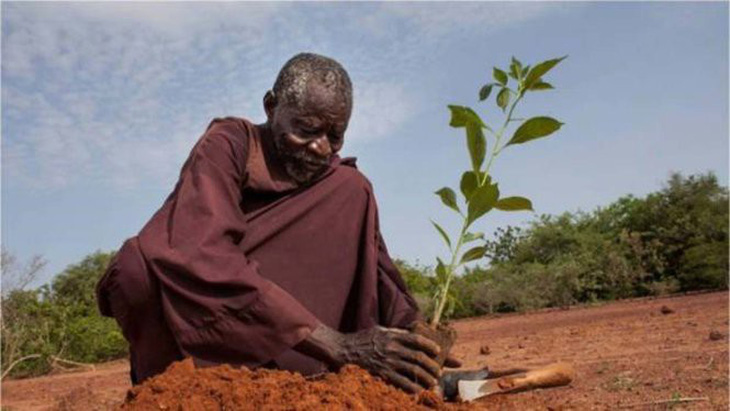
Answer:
[300,127,319,136]
[329,133,343,145]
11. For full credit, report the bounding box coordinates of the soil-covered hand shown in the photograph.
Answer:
[338,326,442,393]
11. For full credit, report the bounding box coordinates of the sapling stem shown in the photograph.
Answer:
[429,56,566,327]
[431,96,523,326]
[430,223,467,326]
[480,95,523,186]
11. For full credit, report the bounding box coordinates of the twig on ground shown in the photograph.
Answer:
[50,356,96,371]
[618,396,709,408]
[1,354,42,380]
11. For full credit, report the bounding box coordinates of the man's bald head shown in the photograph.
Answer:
[263,53,353,186]
[272,53,353,112]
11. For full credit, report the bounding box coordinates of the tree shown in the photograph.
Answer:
[1,248,46,296]
[1,249,49,378]
[484,226,523,265]
[610,172,728,288]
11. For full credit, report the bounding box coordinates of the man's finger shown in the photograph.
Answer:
[395,332,441,358]
[396,347,441,378]
[444,353,462,368]
[383,369,423,394]
[390,359,439,390]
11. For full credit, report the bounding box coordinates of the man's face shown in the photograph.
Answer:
[266,81,351,185]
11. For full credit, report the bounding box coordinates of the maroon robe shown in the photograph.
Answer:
[97,117,420,382]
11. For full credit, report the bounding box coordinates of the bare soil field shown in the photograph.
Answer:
[2,291,727,410]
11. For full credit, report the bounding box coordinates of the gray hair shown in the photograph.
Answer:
[272,53,352,109]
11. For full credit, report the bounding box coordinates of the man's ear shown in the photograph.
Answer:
[263,90,277,120]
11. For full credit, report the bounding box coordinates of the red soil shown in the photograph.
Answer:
[120,360,459,411]
[2,291,727,410]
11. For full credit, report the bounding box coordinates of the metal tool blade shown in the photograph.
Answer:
[458,378,505,401]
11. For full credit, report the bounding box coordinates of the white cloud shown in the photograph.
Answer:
[2,2,559,191]
[362,2,559,38]
[346,81,415,146]
[2,2,283,190]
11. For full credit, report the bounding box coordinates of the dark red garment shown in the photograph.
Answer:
[97,117,420,382]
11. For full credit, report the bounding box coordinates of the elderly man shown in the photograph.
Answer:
[97,53,461,394]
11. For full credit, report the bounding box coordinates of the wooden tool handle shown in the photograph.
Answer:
[496,362,575,392]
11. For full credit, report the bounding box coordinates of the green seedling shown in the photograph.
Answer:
[430,55,567,326]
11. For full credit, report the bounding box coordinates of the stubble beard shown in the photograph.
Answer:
[273,134,329,185]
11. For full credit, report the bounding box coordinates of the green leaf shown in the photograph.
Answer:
[435,258,447,283]
[460,246,486,264]
[467,183,499,227]
[466,123,486,171]
[493,67,508,86]
[435,187,460,213]
[530,81,554,91]
[507,116,563,146]
[448,105,486,128]
[478,84,493,101]
[460,171,490,201]
[431,220,452,249]
[509,57,522,80]
[496,88,510,112]
[495,196,534,211]
[524,55,567,89]
[460,171,478,201]
[448,105,469,128]
[463,232,485,243]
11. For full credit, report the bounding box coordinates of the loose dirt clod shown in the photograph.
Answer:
[121,359,468,410]
[660,305,674,315]
[709,330,724,341]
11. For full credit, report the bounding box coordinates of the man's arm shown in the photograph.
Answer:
[284,189,441,393]
[138,119,320,367]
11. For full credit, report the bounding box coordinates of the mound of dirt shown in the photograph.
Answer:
[121,359,465,410]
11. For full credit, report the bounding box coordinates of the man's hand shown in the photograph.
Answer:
[295,325,442,393]
[338,326,442,393]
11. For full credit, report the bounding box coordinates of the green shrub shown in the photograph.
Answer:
[64,316,127,363]
[1,250,127,379]
[678,242,729,290]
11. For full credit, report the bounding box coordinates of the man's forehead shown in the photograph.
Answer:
[285,81,350,118]
[303,80,348,105]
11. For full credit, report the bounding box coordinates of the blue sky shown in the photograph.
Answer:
[2,2,728,288]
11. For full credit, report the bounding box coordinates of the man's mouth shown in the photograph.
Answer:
[283,159,328,185]
[301,159,328,170]
[283,152,329,170]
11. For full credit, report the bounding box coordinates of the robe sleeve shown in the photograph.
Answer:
[375,228,423,329]
[138,118,320,367]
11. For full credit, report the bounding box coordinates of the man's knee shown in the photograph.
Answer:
[97,237,156,326]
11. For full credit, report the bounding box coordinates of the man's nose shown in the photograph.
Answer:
[308,135,332,158]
